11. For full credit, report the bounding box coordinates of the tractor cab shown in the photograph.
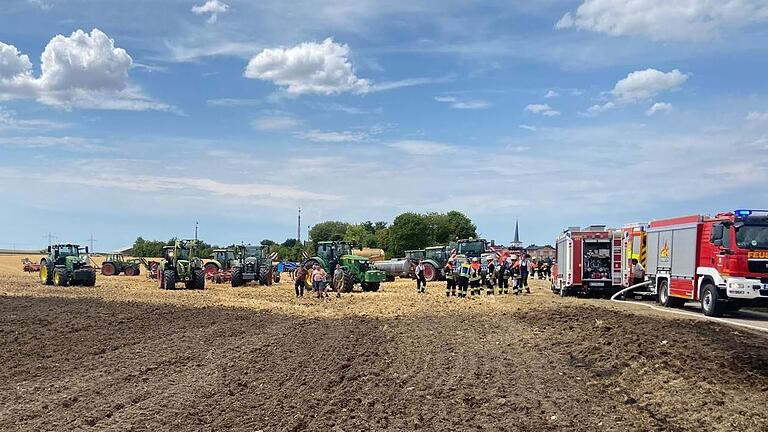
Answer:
[425,246,449,262]
[458,239,487,259]
[405,250,426,261]
[316,241,353,263]
[50,244,88,266]
[104,253,125,263]
[211,248,235,268]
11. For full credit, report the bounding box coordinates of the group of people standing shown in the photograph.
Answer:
[417,253,545,298]
[293,262,342,299]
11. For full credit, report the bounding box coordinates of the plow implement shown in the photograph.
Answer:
[21,258,41,273]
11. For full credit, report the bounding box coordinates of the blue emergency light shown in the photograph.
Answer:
[734,209,768,218]
[735,209,752,217]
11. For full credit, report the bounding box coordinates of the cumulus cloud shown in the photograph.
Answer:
[251,114,301,131]
[747,111,768,121]
[646,102,673,116]
[555,0,768,41]
[0,29,169,111]
[434,95,489,110]
[192,0,229,24]
[612,68,688,103]
[387,140,458,155]
[524,103,560,117]
[544,90,559,98]
[582,101,615,117]
[244,38,370,95]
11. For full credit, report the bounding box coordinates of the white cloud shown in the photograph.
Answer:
[0,29,170,111]
[192,0,229,24]
[0,136,107,152]
[544,90,559,98]
[747,111,768,121]
[244,38,370,95]
[583,101,615,117]
[387,140,458,155]
[518,124,537,131]
[612,68,688,103]
[0,106,69,130]
[434,95,489,110]
[646,102,673,116]
[298,130,369,143]
[555,0,768,41]
[207,98,261,107]
[315,102,382,115]
[251,115,301,131]
[524,103,560,117]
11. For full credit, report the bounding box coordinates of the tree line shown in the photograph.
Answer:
[130,211,477,261]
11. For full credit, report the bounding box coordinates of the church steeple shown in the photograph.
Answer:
[512,219,522,248]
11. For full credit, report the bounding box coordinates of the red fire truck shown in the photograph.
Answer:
[552,225,622,297]
[646,209,768,316]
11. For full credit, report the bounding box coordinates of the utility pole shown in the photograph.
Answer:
[297,207,301,243]
[86,234,97,252]
[43,232,57,248]
[195,221,199,241]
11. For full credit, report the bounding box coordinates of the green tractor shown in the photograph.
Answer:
[204,247,235,280]
[39,244,96,287]
[157,239,205,290]
[304,241,386,292]
[230,244,275,287]
[424,246,453,281]
[101,253,142,276]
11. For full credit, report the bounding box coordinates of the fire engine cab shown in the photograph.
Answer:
[646,209,768,316]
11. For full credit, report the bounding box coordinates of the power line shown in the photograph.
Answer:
[86,234,97,252]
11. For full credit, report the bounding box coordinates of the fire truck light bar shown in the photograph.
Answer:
[735,209,768,218]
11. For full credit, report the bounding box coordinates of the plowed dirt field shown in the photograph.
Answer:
[1,255,767,431]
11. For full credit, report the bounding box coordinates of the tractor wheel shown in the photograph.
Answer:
[84,270,96,287]
[40,261,53,285]
[193,269,205,290]
[423,263,437,282]
[701,283,723,317]
[162,269,176,290]
[231,268,244,287]
[274,272,281,284]
[101,262,117,276]
[124,265,139,277]
[341,273,354,293]
[204,263,219,279]
[53,268,68,287]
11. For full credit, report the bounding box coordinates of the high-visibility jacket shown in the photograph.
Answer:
[459,262,471,278]
[469,262,481,281]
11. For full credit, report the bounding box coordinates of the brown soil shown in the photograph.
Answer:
[1,255,767,431]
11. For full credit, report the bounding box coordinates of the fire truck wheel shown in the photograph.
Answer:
[701,283,723,317]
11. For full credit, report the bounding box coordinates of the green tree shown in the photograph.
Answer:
[344,224,374,248]
[445,210,477,240]
[281,238,299,248]
[388,212,429,258]
[309,221,350,247]
[261,239,276,246]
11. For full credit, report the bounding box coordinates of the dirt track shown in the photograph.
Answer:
[1,255,767,431]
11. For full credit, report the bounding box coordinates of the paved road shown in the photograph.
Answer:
[620,299,768,333]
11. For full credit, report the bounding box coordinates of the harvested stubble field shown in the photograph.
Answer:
[1,254,767,431]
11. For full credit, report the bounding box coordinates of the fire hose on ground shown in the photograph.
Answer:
[610,281,768,334]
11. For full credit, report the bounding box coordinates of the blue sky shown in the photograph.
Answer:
[1,0,768,251]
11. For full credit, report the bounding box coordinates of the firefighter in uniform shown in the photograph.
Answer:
[458,259,471,298]
[497,258,510,295]
[485,258,496,295]
[444,261,456,297]
[469,258,482,296]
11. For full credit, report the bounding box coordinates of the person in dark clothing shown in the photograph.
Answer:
[517,254,531,294]
[497,259,510,295]
[294,264,308,297]
[415,260,427,293]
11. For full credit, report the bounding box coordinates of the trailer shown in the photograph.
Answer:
[645,209,768,316]
[552,225,621,297]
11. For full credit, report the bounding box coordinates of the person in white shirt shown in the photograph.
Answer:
[631,258,646,286]
[415,260,426,293]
